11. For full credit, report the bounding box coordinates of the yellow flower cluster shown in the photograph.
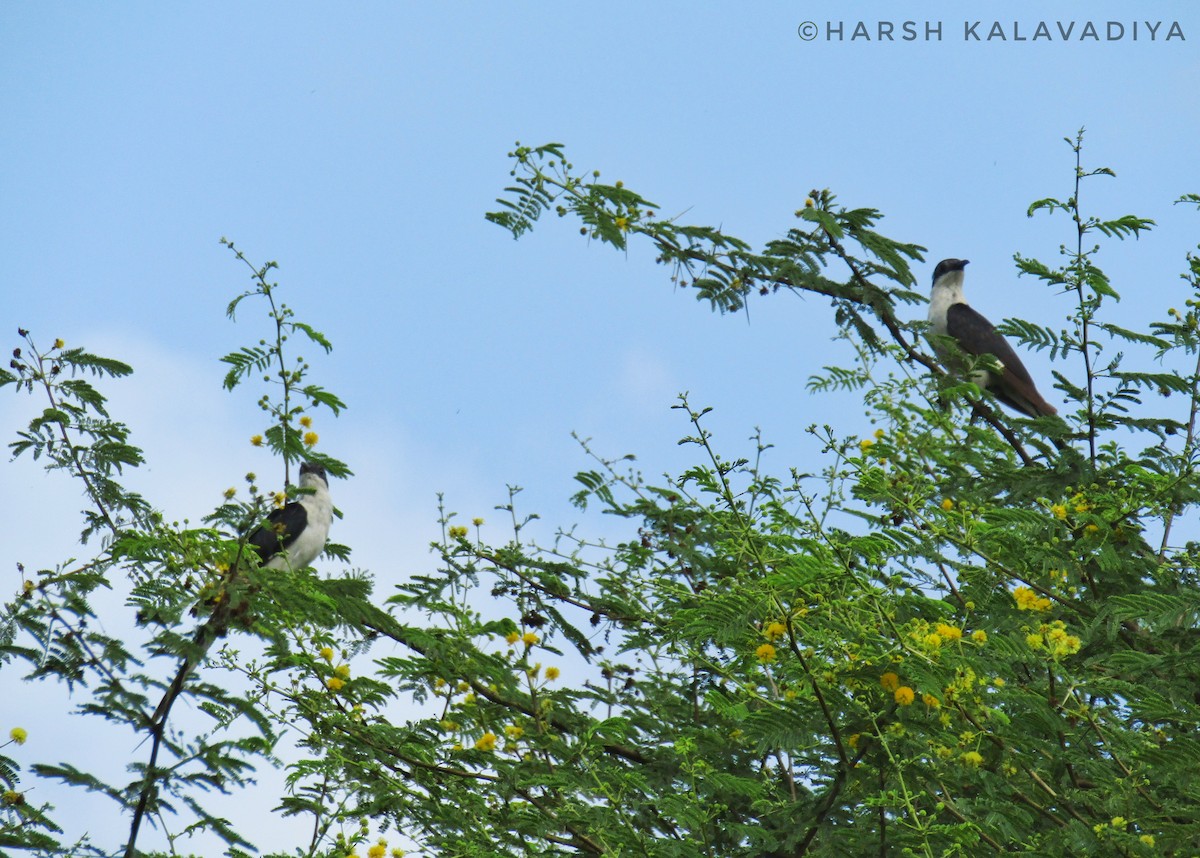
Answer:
[9,727,28,745]
[935,623,963,642]
[880,672,900,692]
[756,643,777,663]
[1026,620,1081,658]
[764,621,787,641]
[942,666,978,705]
[894,686,915,706]
[545,666,560,680]
[1013,586,1052,612]
[475,732,497,752]
[448,525,469,539]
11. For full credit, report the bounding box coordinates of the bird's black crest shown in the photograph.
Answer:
[932,258,970,282]
[299,461,327,482]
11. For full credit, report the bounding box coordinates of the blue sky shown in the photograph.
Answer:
[3,2,1198,853]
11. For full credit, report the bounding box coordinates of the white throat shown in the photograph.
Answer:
[928,271,966,336]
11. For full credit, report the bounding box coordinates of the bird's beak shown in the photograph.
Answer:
[962,259,970,268]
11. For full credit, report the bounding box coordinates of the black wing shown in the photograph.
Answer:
[945,303,1035,384]
[947,302,1056,417]
[246,501,308,563]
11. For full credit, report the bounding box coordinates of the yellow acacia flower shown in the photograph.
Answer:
[935,623,963,641]
[756,643,777,663]
[326,677,345,692]
[319,646,334,663]
[971,630,988,643]
[448,525,468,539]
[1051,503,1068,520]
[9,727,27,745]
[894,686,915,706]
[859,438,874,452]
[1,790,22,806]
[505,631,520,645]
[847,733,860,749]
[472,517,484,526]
[250,434,263,447]
[545,666,560,680]
[923,633,943,650]
[961,750,983,767]
[522,632,539,646]
[223,487,236,500]
[368,843,386,858]
[303,431,319,447]
[1139,834,1155,846]
[804,198,814,208]
[53,338,65,349]
[1012,586,1052,612]
[335,664,351,679]
[941,498,954,511]
[475,732,497,752]
[299,416,313,428]
[764,621,787,641]
[922,693,940,709]
[614,216,629,232]
[873,428,885,440]
[880,672,900,692]
[504,725,524,740]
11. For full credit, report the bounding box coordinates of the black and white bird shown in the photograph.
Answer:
[928,258,1057,418]
[246,461,333,570]
[150,461,332,728]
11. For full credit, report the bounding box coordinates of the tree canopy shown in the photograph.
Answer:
[4,132,1200,857]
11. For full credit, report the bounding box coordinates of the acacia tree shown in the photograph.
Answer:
[4,134,1200,857]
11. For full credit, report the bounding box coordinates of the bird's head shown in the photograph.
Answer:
[298,461,329,488]
[932,258,969,283]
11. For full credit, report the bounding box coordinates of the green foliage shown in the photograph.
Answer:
[6,132,1200,858]
[0,250,357,857]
